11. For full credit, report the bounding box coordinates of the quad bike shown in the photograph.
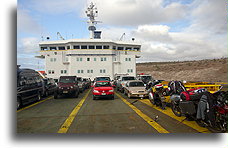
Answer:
[148,82,169,110]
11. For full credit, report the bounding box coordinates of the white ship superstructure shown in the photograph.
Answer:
[39,3,141,80]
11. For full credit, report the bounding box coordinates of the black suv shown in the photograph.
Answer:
[43,78,57,96]
[54,76,80,99]
[17,67,43,109]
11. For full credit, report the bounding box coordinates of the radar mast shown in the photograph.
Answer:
[85,2,101,39]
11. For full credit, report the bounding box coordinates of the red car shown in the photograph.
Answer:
[92,81,114,100]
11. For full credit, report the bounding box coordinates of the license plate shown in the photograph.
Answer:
[139,95,144,97]
[63,91,68,93]
[101,93,106,95]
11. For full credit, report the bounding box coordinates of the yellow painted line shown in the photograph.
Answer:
[115,92,169,133]
[17,96,53,112]
[140,99,211,133]
[57,89,91,133]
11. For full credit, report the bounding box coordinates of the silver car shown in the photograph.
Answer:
[124,80,148,98]
[116,76,136,93]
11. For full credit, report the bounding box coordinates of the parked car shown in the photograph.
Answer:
[137,74,154,84]
[116,76,136,93]
[92,81,114,100]
[77,77,86,93]
[17,67,43,109]
[43,78,57,96]
[54,76,79,99]
[124,80,148,98]
[94,76,111,82]
[82,78,91,89]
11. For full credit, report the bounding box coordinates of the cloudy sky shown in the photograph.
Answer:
[17,0,227,70]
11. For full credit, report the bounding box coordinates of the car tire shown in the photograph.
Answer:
[54,92,58,99]
[37,92,41,101]
[127,93,131,99]
[93,95,96,100]
[17,97,22,110]
[45,91,49,97]
[75,91,79,98]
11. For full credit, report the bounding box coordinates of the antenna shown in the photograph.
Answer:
[86,2,101,39]
[119,33,126,41]
[57,32,65,40]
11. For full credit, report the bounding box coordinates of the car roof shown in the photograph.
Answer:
[121,76,135,78]
[95,76,110,78]
[127,80,144,83]
[96,81,110,83]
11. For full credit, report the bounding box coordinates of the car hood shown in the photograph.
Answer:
[58,82,75,87]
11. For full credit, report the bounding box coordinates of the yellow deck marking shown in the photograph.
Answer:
[57,89,91,133]
[17,96,53,112]
[140,99,211,133]
[115,92,169,133]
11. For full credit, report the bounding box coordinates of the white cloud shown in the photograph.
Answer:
[92,0,187,26]
[132,25,172,42]
[17,8,43,34]
[26,0,85,15]
[19,37,40,53]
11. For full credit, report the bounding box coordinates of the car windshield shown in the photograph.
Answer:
[96,77,110,81]
[59,77,75,83]
[129,82,145,87]
[141,76,152,80]
[77,77,82,81]
[122,77,135,81]
[95,82,111,87]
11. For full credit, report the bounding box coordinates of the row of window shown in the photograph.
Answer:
[50,57,131,62]
[41,45,140,51]
[47,69,134,74]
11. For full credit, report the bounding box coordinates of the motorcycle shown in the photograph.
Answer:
[148,80,169,110]
[169,81,228,132]
[210,85,228,132]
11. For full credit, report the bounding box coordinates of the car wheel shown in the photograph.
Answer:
[93,95,96,100]
[17,98,22,109]
[37,92,41,101]
[54,92,58,99]
[75,91,79,98]
[45,91,49,97]
[127,93,131,99]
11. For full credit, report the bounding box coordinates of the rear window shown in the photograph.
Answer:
[122,77,135,81]
[95,81,111,87]
[141,76,152,80]
[129,82,144,87]
[77,77,82,81]
[96,77,111,81]
[59,77,75,83]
